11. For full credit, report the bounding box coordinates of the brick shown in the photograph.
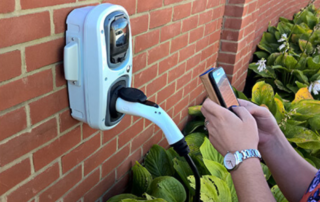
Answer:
[133,52,147,73]
[192,0,207,14]
[196,36,209,52]
[131,125,154,152]
[159,137,170,149]
[199,10,213,25]
[83,123,99,139]
[103,115,131,144]
[150,8,172,29]
[54,6,77,34]
[192,62,206,79]
[0,0,15,13]
[0,12,50,48]
[21,0,75,9]
[117,148,142,179]
[133,64,158,87]
[228,0,249,3]
[59,110,79,133]
[105,0,136,15]
[148,42,170,64]
[83,171,116,202]
[29,88,68,124]
[134,30,160,53]
[161,22,181,42]
[39,166,82,202]
[101,145,130,177]
[7,163,59,202]
[55,64,66,87]
[131,14,149,36]
[62,133,100,173]
[176,70,192,91]
[103,174,129,200]
[146,73,168,96]
[224,18,242,29]
[118,119,144,148]
[244,22,256,36]
[143,131,162,153]
[221,41,238,53]
[189,27,204,44]
[0,118,57,166]
[166,89,183,109]
[183,79,198,98]
[248,1,258,14]
[83,139,117,175]
[173,3,191,21]
[174,95,190,116]
[168,63,186,82]
[209,30,221,44]
[171,34,188,53]
[26,38,64,71]
[207,0,220,8]
[0,50,21,82]
[159,53,179,74]
[179,45,195,62]
[33,126,81,171]
[0,159,31,195]
[0,107,27,142]
[137,0,162,12]
[63,169,100,202]
[205,20,217,36]
[218,53,238,64]
[221,30,243,41]
[212,6,223,19]
[186,53,201,70]
[202,43,217,60]
[182,15,198,33]
[225,5,245,17]
[164,0,183,5]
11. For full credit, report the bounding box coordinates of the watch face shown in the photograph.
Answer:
[224,153,236,170]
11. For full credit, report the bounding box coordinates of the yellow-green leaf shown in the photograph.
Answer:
[292,87,314,103]
[188,106,203,117]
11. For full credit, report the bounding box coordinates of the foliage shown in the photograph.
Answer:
[249,3,320,101]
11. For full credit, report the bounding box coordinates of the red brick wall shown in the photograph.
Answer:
[0,0,224,201]
[0,0,311,201]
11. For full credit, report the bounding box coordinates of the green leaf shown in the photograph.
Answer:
[188,106,203,117]
[296,81,308,88]
[145,145,175,178]
[261,163,272,180]
[284,54,298,69]
[287,138,320,154]
[233,87,249,101]
[275,80,291,93]
[274,97,286,123]
[190,154,210,176]
[267,53,281,66]
[299,39,314,55]
[249,63,276,79]
[203,159,228,180]
[185,133,207,157]
[304,153,320,168]
[254,51,269,59]
[183,121,205,135]
[225,174,238,202]
[277,21,292,35]
[172,158,195,198]
[292,70,309,84]
[308,115,320,132]
[307,55,320,69]
[200,137,223,164]
[189,175,232,202]
[166,148,184,162]
[251,81,276,114]
[132,161,153,196]
[149,176,186,202]
[121,198,167,202]
[258,32,280,53]
[271,185,288,202]
[281,123,319,140]
[305,158,317,168]
[107,194,142,202]
[290,100,320,116]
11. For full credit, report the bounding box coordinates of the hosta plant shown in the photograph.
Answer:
[249,3,320,101]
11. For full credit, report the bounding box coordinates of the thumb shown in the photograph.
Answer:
[231,106,254,122]
[239,99,268,118]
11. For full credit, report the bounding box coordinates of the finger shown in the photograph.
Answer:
[231,106,255,122]
[238,100,268,118]
[201,98,231,117]
[238,99,256,107]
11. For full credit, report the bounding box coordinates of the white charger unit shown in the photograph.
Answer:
[64,4,132,130]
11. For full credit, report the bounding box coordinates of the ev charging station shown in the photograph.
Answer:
[64,4,200,201]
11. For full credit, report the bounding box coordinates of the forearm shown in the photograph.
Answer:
[231,158,275,202]
[259,130,317,202]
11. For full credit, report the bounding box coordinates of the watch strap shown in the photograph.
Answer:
[236,149,261,161]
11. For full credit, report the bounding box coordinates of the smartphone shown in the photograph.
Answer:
[208,67,239,108]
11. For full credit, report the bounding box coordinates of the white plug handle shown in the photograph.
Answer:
[116,98,184,145]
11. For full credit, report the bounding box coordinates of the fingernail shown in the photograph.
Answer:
[229,105,238,109]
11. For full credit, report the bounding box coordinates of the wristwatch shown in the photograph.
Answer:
[223,149,261,171]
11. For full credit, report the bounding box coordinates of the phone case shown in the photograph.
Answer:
[199,68,221,105]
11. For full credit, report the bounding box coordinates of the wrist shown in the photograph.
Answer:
[258,129,286,155]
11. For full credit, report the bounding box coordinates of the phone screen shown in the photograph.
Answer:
[211,68,239,108]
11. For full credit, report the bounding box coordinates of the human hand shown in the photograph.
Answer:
[238,99,283,149]
[201,98,259,156]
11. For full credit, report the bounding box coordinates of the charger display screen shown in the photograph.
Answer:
[212,69,239,108]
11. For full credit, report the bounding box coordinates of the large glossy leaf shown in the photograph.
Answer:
[277,21,292,35]
[121,198,167,202]
[149,176,186,202]
[284,54,298,69]
[296,81,308,88]
[188,106,203,117]
[299,39,314,55]
[254,51,269,59]
[281,123,319,140]
[267,53,281,66]
[290,100,320,116]
[233,87,249,101]
[258,32,280,53]
[249,63,276,79]
[225,174,238,202]
[292,87,314,103]
[307,55,320,69]
[275,80,291,93]
[252,81,276,114]
[203,159,228,180]
[287,138,320,153]
[107,194,143,202]
[183,121,205,135]
[308,115,320,132]
[172,158,195,197]
[132,161,153,196]
[190,153,210,176]
[200,137,223,164]
[271,185,288,202]
[274,97,286,123]
[145,145,175,178]
[292,70,309,84]
[185,133,207,157]
[189,175,232,202]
